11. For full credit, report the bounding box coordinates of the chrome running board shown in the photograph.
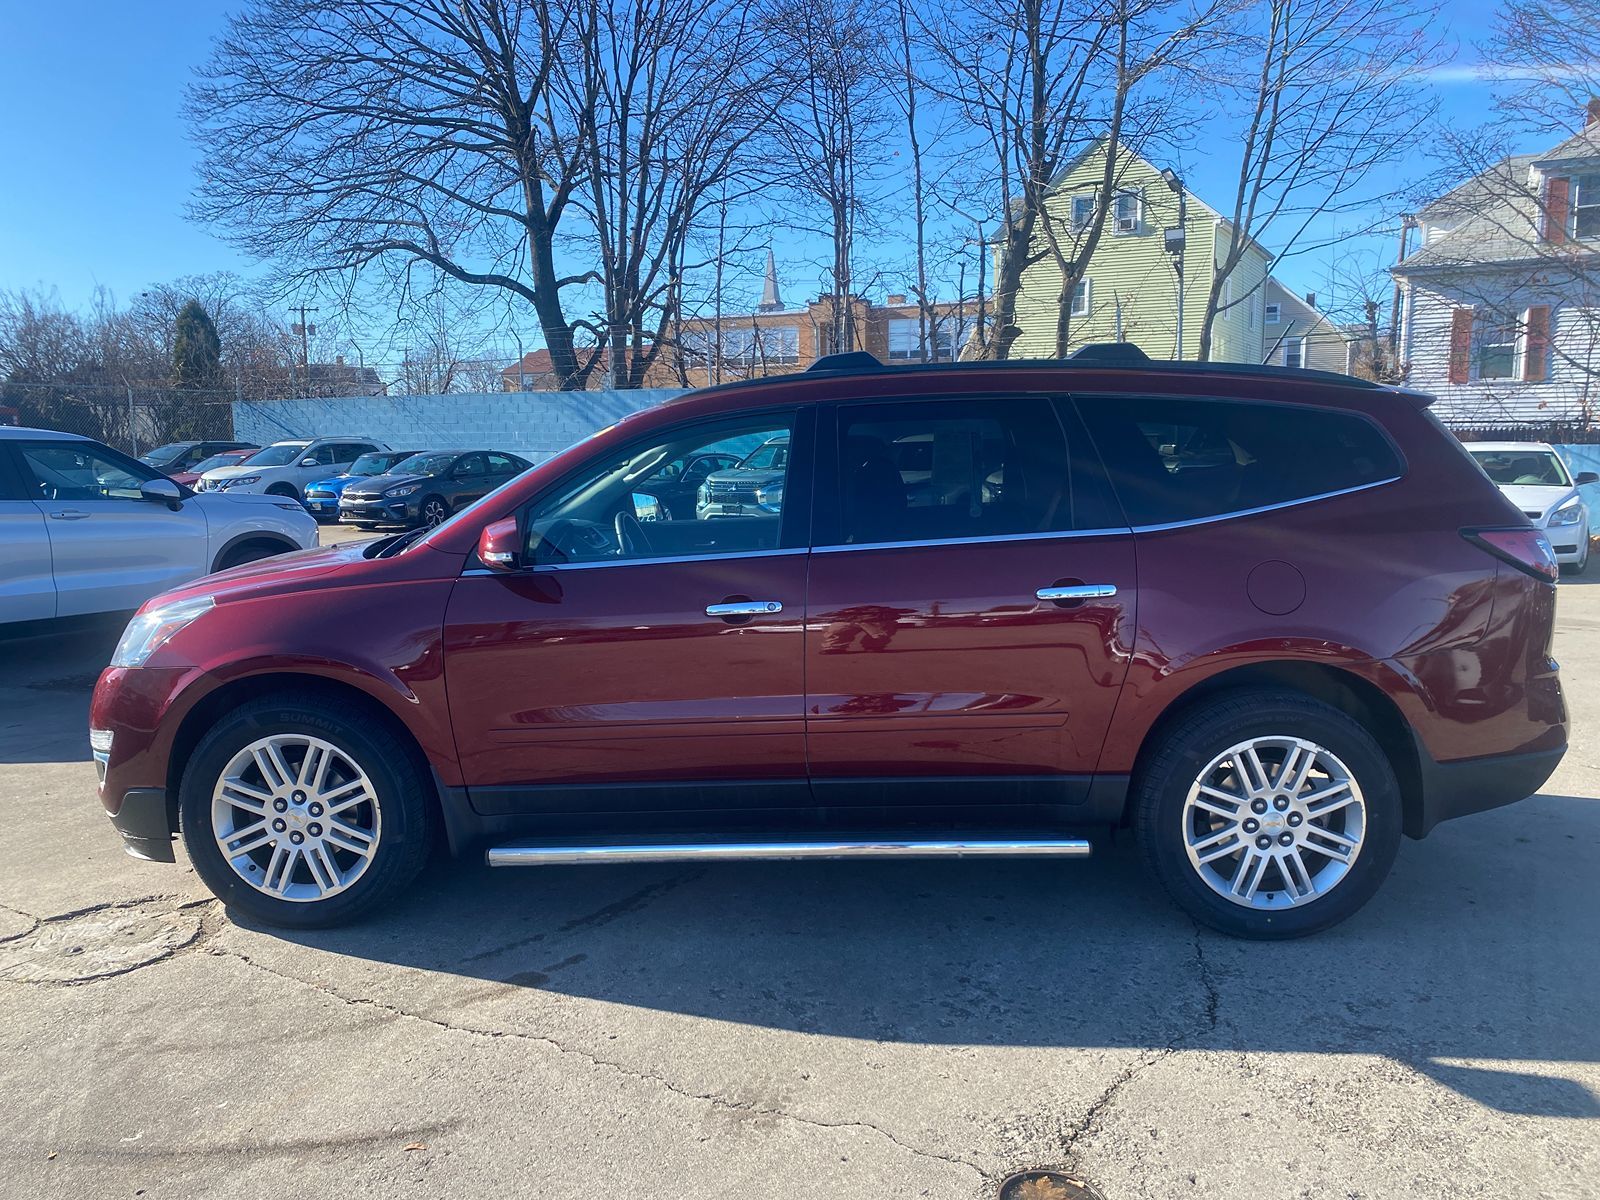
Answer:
[487,837,1092,867]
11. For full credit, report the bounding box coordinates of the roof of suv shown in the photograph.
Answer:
[668,343,1435,410]
[0,426,92,441]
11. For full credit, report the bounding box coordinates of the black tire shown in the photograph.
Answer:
[1133,689,1402,940]
[266,483,301,501]
[179,694,434,928]
[217,541,287,571]
[419,495,451,528]
[1563,538,1589,577]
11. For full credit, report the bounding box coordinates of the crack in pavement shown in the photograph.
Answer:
[208,941,991,1186]
[1058,921,1225,1164]
[0,895,220,988]
[459,871,703,965]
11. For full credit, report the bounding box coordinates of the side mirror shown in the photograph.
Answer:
[140,477,183,509]
[300,456,319,467]
[631,492,663,522]
[1577,472,1598,487]
[478,516,523,572]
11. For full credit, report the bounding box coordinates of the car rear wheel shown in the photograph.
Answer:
[179,696,433,928]
[1134,690,1401,939]
[419,496,451,528]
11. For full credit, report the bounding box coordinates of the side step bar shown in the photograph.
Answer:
[487,837,1092,867]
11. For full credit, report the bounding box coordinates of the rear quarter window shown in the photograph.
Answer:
[1077,394,1403,527]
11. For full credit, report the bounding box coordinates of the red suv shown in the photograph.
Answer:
[90,347,1567,938]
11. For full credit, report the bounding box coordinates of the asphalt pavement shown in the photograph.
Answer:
[1,575,1597,1199]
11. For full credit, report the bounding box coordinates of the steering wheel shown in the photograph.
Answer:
[613,510,653,557]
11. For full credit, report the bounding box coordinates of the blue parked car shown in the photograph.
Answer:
[301,449,424,521]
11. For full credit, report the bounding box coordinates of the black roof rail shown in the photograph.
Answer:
[807,350,883,373]
[678,344,1387,396]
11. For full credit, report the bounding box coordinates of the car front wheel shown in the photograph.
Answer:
[1134,690,1401,939]
[179,696,433,927]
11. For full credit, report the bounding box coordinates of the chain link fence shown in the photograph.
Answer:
[0,382,241,455]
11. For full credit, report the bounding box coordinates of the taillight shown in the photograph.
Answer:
[1463,527,1559,582]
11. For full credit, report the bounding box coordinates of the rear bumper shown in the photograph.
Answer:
[1409,743,1566,838]
[108,787,176,862]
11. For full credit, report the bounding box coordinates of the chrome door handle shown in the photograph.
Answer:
[1036,584,1117,601]
[706,600,783,617]
[48,510,91,521]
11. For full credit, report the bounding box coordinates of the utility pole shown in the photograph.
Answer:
[292,305,319,396]
[1161,169,1188,360]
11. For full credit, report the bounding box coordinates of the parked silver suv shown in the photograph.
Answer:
[0,428,317,624]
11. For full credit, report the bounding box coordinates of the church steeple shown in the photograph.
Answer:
[758,249,783,312]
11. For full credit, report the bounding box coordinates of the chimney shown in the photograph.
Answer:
[887,294,907,305]
[335,354,345,366]
[1304,292,1317,309]
[1588,98,1600,127]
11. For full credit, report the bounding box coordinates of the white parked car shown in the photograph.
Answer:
[1467,441,1598,575]
[0,427,318,624]
[196,437,387,501]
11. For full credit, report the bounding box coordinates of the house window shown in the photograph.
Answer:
[1281,336,1304,369]
[1249,290,1259,330]
[1574,174,1600,239]
[1114,191,1140,234]
[1265,303,1281,324]
[1071,278,1092,318]
[888,317,921,360]
[1071,193,1096,232]
[1477,318,1518,380]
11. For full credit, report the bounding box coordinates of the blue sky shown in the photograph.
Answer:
[0,2,1514,337]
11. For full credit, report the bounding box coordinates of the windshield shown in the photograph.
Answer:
[190,451,244,473]
[141,442,190,464]
[350,451,405,476]
[1470,449,1572,488]
[392,452,456,475]
[246,442,311,467]
[738,440,788,471]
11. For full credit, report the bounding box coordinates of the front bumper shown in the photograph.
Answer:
[303,492,341,518]
[107,787,177,862]
[340,494,418,525]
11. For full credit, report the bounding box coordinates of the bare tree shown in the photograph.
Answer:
[562,0,783,386]
[767,0,893,355]
[925,0,1227,359]
[1485,0,1600,138]
[1196,0,1439,360]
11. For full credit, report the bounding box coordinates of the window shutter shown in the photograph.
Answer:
[1524,305,1551,382]
[1448,308,1473,384]
[1545,177,1571,244]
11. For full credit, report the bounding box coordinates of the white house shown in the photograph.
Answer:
[1393,113,1600,429]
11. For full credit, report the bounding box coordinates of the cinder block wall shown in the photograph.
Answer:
[233,389,686,465]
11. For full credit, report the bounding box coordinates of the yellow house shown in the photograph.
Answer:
[1008,140,1276,364]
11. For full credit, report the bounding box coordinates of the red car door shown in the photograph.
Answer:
[803,395,1136,806]
[442,410,812,815]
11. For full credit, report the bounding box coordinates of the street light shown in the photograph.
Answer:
[1161,168,1187,361]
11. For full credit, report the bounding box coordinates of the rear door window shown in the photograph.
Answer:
[1075,395,1403,527]
[819,396,1112,546]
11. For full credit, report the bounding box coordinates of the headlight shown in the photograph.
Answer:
[755,483,784,513]
[1551,496,1584,526]
[224,475,261,487]
[697,483,710,506]
[386,483,422,498]
[110,595,215,668]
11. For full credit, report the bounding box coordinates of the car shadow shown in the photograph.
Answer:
[245,792,1600,1119]
[0,616,124,764]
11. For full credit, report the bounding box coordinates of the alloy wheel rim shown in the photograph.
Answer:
[423,500,447,526]
[210,734,382,902]
[1181,735,1366,910]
